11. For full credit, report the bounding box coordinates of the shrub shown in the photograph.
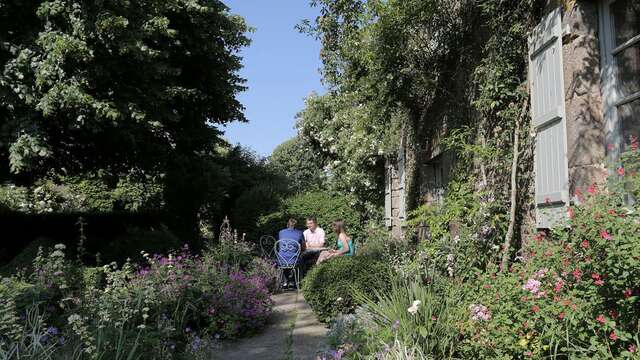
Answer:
[99,226,180,264]
[258,191,364,240]
[302,256,391,322]
[459,181,640,358]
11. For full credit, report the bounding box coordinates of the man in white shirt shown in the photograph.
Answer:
[303,216,325,249]
[300,216,325,273]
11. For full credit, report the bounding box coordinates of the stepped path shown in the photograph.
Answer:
[215,291,327,360]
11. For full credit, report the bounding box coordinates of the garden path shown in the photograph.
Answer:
[214,291,327,360]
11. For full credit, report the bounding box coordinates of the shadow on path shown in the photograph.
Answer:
[214,291,327,360]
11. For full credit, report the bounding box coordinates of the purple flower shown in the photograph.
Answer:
[469,304,491,321]
[391,319,400,332]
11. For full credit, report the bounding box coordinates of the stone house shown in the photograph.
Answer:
[384,0,639,236]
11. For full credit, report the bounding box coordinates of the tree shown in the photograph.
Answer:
[269,135,326,193]
[0,0,250,239]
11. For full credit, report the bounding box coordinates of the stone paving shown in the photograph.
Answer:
[214,291,327,360]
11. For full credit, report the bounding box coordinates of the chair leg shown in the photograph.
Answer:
[277,268,284,292]
[294,268,300,291]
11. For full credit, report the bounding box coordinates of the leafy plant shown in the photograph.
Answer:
[302,256,391,322]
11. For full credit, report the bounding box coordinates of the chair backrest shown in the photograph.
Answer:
[274,239,301,268]
[259,235,276,258]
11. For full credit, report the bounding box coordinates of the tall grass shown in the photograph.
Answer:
[0,306,57,360]
[354,277,464,359]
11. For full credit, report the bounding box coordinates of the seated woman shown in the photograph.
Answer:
[316,220,354,264]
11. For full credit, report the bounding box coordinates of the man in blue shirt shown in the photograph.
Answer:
[277,218,304,289]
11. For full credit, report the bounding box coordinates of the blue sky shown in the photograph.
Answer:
[222,1,324,157]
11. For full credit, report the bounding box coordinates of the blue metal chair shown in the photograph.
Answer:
[274,239,302,291]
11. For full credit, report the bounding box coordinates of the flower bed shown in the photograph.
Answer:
[0,243,277,359]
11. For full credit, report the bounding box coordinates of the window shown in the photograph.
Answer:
[600,0,640,155]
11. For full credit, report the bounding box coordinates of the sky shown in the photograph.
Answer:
[222,1,325,157]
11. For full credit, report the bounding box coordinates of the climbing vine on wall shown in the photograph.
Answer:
[299,0,544,258]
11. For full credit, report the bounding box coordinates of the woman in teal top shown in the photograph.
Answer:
[316,220,353,263]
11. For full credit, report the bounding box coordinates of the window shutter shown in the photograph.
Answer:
[384,162,392,228]
[397,144,406,223]
[528,7,570,228]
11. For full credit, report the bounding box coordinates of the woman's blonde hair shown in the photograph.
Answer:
[332,220,347,235]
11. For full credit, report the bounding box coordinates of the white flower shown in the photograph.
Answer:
[336,297,343,302]
[407,300,421,315]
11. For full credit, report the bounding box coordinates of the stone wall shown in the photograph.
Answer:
[561,1,608,195]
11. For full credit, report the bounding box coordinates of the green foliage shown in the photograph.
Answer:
[302,256,391,323]
[0,242,275,359]
[100,226,180,264]
[1,0,249,176]
[269,136,326,193]
[351,278,465,359]
[258,190,363,240]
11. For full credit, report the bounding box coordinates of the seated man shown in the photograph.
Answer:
[300,216,325,270]
[277,218,304,288]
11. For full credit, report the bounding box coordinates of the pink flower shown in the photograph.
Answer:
[469,304,491,321]
[596,315,606,324]
[533,268,548,279]
[609,331,618,341]
[595,279,604,286]
[567,207,575,219]
[554,279,565,293]
[623,289,633,298]
[523,278,542,295]
[591,273,601,281]
[575,188,585,202]
[608,143,616,151]
[617,167,625,176]
[587,183,597,195]
[581,240,589,249]
[572,268,582,281]
[431,315,438,321]
[532,305,540,313]
[629,344,637,353]
[558,312,565,320]
[600,230,613,240]
[631,135,639,151]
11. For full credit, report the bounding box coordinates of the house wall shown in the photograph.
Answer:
[561,1,608,195]
[385,1,610,240]
[387,155,405,239]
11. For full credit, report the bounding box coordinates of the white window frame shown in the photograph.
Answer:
[599,0,640,163]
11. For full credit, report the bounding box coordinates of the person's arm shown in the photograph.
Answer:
[336,234,350,255]
[318,228,326,247]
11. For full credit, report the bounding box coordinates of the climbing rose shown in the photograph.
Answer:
[558,312,565,320]
[587,183,597,194]
[617,167,625,176]
[623,289,633,298]
[600,230,613,240]
[631,135,639,151]
[596,315,606,324]
[581,240,589,249]
[532,305,540,313]
[609,331,618,341]
[629,344,637,353]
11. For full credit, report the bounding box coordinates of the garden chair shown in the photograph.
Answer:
[259,235,276,258]
[273,239,302,291]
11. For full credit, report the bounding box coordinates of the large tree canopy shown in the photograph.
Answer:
[0,0,249,178]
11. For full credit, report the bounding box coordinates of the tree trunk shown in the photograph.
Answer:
[500,100,529,272]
